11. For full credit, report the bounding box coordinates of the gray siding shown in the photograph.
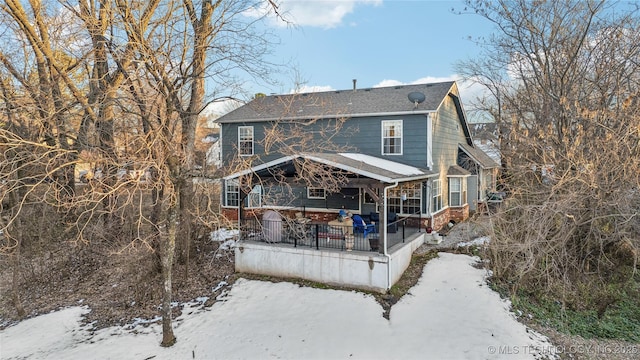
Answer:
[220,86,471,217]
[260,185,359,210]
[221,114,430,168]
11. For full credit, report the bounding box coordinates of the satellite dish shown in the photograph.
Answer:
[408,92,426,107]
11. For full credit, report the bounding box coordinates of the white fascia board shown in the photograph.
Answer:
[218,110,436,124]
[303,154,434,184]
[222,155,296,180]
[224,153,435,184]
[302,154,394,182]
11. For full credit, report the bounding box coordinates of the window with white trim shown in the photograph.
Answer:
[225,179,239,207]
[238,126,254,156]
[449,177,467,207]
[363,188,378,204]
[247,185,262,208]
[484,172,495,196]
[307,187,326,199]
[432,179,442,213]
[382,120,402,155]
[388,183,421,215]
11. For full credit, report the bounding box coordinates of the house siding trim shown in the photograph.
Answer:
[216,110,437,124]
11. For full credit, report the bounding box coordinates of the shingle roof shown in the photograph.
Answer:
[459,143,500,169]
[216,81,456,123]
[447,165,471,176]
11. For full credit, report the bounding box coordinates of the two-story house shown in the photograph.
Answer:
[216,81,498,292]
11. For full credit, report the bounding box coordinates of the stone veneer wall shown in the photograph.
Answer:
[449,204,469,223]
[222,208,341,223]
[222,206,470,232]
[430,208,450,231]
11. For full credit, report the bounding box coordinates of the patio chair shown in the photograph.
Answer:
[352,214,377,238]
[368,212,397,233]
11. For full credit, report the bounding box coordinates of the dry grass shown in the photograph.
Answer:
[0,232,236,330]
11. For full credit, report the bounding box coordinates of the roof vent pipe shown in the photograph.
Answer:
[352,79,357,92]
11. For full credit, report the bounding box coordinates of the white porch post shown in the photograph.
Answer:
[383,181,398,290]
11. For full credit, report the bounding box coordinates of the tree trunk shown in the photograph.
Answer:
[10,217,26,318]
[160,196,178,347]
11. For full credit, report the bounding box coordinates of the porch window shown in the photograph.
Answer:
[382,120,402,155]
[225,179,239,207]
[432,179,442,213]
[247,185,262,208]
[484,171,495,197]
[307,187,326,199]
[363,188,378,204]
[238,126,254,156]
[388,183,421,215]
[449,177,467,207]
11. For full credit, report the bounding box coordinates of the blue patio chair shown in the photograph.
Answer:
[352,214,377,237]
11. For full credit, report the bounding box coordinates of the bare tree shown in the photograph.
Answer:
[458,0,640,309]
[0,0,283,347]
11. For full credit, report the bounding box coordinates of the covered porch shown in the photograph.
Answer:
[225,152,436,291]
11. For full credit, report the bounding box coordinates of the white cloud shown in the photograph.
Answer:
[376,75,483,103]
[290,84,334,93]
[244,0,382,29]
[373,79,405,88]
[373,75,458,88]
[374,76,492,123]
[203,99,243,118]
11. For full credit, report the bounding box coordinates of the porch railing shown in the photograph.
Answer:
[239,217,419,253]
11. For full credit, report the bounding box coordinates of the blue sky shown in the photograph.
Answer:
[225,0,496,108]
[208,0,496,117]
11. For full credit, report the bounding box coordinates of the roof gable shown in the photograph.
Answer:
[459,143,500,169]
[216,81,456,123]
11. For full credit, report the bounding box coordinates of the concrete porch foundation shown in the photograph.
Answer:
[235,233,426,293]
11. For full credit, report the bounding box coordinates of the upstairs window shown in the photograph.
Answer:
[238,126,254,156]
[382,120,403,155]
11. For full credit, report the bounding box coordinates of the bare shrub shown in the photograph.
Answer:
[459,0,640,309]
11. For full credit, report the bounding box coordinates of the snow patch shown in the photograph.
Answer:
[457,235,490,248]
[209,228,238,242]
[0,253,556,360]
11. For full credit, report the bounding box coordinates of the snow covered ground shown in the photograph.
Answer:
[0,253,556,360]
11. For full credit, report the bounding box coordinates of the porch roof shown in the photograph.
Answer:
[223,152,436,183]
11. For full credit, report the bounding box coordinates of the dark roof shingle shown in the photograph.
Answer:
[216,81,455,123]
[459,143,500,169]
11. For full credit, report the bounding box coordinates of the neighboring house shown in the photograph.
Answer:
[215,81,499,292]
[470,122,501,165]
[203,134,221,168]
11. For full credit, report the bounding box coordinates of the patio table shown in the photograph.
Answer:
[327,218,353,235]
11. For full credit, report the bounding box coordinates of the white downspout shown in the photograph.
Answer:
[383,181,399,290]
[426,113,433,170]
